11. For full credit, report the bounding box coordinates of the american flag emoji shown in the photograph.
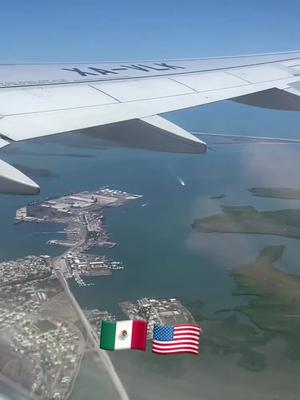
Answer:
[152,324,201,355]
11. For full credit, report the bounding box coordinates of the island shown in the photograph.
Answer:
[192,205,300,239]
[248,187,300,200]
[185,245,300,371]
[231,245,300,358]
[210,194,226,200]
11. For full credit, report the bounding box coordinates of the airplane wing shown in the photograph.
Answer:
[1,50,300,194]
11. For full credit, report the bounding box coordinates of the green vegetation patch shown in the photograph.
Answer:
[192,205,300,239]
[185,301,269,372]
[249,187,300,200]
[185,245,300,370]
[231,246,300,359]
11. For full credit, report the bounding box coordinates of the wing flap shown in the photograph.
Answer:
[0,159,40,195]
[81,116,206,153]
[138,115,206,153]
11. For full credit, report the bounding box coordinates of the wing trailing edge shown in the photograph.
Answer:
[81,116,207,154]
[138,116,206,153]
[232,81,300,111]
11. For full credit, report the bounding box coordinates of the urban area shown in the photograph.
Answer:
[120,297,195,338]
[0,188,196,399]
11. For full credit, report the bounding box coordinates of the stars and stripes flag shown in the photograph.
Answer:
[152,324,201,355]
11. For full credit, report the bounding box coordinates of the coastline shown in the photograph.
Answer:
[0,189,137,399]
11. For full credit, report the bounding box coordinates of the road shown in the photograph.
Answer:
[55,266,130,400]
[51,207,130,400]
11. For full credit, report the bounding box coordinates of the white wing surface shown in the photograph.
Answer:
[1,51,300,194]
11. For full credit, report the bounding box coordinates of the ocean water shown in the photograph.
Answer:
[1,101,300,399]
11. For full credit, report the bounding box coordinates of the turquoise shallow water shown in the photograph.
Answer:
[1,101,300,399]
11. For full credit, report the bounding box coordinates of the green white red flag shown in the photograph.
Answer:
[100,320,147,351]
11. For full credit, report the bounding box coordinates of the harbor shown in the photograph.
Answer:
[15,188,141,287]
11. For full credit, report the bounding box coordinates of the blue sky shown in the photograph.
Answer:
[0,0,300,62]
